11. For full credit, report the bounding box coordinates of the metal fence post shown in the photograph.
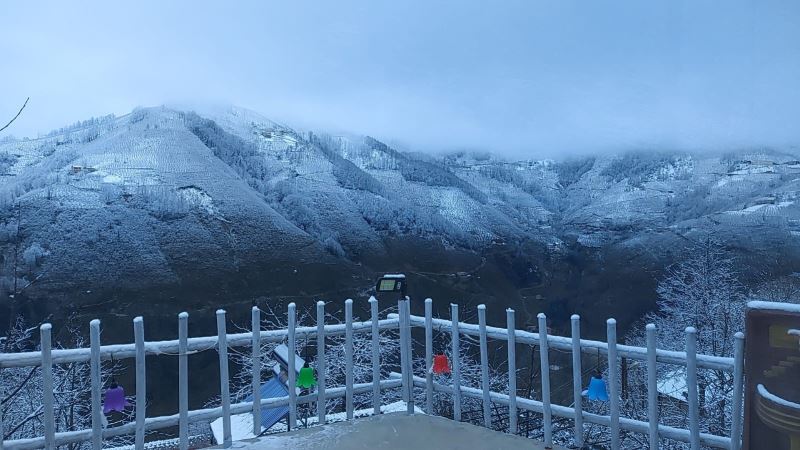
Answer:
[345,299,354,419]
[134,317,146,450]
[41,324,55,450]
[217,310,232,448]
[399,298,408,402]
[570,315,583,448]
[90,320,102,450]
[425,298,434,414]
[403,298,414,415]
[451,303,462,422]
[179,313,189,450]
[730,332,745,450]
[250,307,261,436]
[507,309,518,435]
[287,303,297,429]
[538,313,553,447]
[686,327,700,450]
[646,323,659,450]
[317,301,328,423]
[607,318,620,450]
[369,297,380,415]
[478,305,492,428]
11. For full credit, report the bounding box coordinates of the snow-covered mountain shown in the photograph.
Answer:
[2,106,799,325]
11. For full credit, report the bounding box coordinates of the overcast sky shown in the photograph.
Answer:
[1,1,799,157]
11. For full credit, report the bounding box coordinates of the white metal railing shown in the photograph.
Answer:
[0,297,745,450]
[402,301,745,450]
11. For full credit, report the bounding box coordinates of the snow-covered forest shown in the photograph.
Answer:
[1,105,799,449]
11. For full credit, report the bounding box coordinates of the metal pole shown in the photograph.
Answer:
[40,324,55,450]
[90,320,102,450]
[317,301,327,423]
[345,299,354,419]
[250,307,261,436]
[570,315,583,448]
[425,298,434,414]
[730,332,745,450]
[607,318,620,450]
[287,303,297,429]
[178,313,189,450]
[0,353,2,450]
[507,309,518,435]
[478,305,492,428]
[398,298,409,405]
[646,323,659,450]
[686,327,700,450]
[403,298,414,415]
[217,310,232,448]
[134,317,146,450]
[451,303,462,422]
[370,297,380,415]
[0,342,3,450]
[538,313,552,447]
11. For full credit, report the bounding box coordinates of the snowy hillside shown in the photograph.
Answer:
[1,105,799,313]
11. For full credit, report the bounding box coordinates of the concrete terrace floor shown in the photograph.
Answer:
[224,413,568,450]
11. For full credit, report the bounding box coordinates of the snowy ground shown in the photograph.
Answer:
[218,412,566,450]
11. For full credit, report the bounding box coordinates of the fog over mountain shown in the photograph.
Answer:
[1,0,799,348]
[2,1,799,157]
[1,105,800,336]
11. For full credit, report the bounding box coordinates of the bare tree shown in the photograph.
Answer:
[751,274,800,304]
[0,98,29,134]
[618,238,747,448]
[1,316,122,448]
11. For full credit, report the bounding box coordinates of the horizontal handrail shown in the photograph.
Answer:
[403,314,735,372]
[0,318,400,369]
[3,378,403,450]
[399,374,731,449]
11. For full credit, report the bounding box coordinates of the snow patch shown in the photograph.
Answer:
[748,300,800,313]
[177,186,218,216]
[210,400,421,444]
[757,384,800,410]
[102,174,123,184]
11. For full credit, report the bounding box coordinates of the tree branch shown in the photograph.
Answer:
[0,97,29,134]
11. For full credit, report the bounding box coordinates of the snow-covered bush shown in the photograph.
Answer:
[137,185,188,219]
[22,242,48,268]
[554,157,595,187]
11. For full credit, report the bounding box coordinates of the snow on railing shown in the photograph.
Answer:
[399,300,745,450]
[0,298,745,450]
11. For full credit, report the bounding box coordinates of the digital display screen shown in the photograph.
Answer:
[378,279,397,292]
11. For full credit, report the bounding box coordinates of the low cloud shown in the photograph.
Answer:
[1,1,798,158]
